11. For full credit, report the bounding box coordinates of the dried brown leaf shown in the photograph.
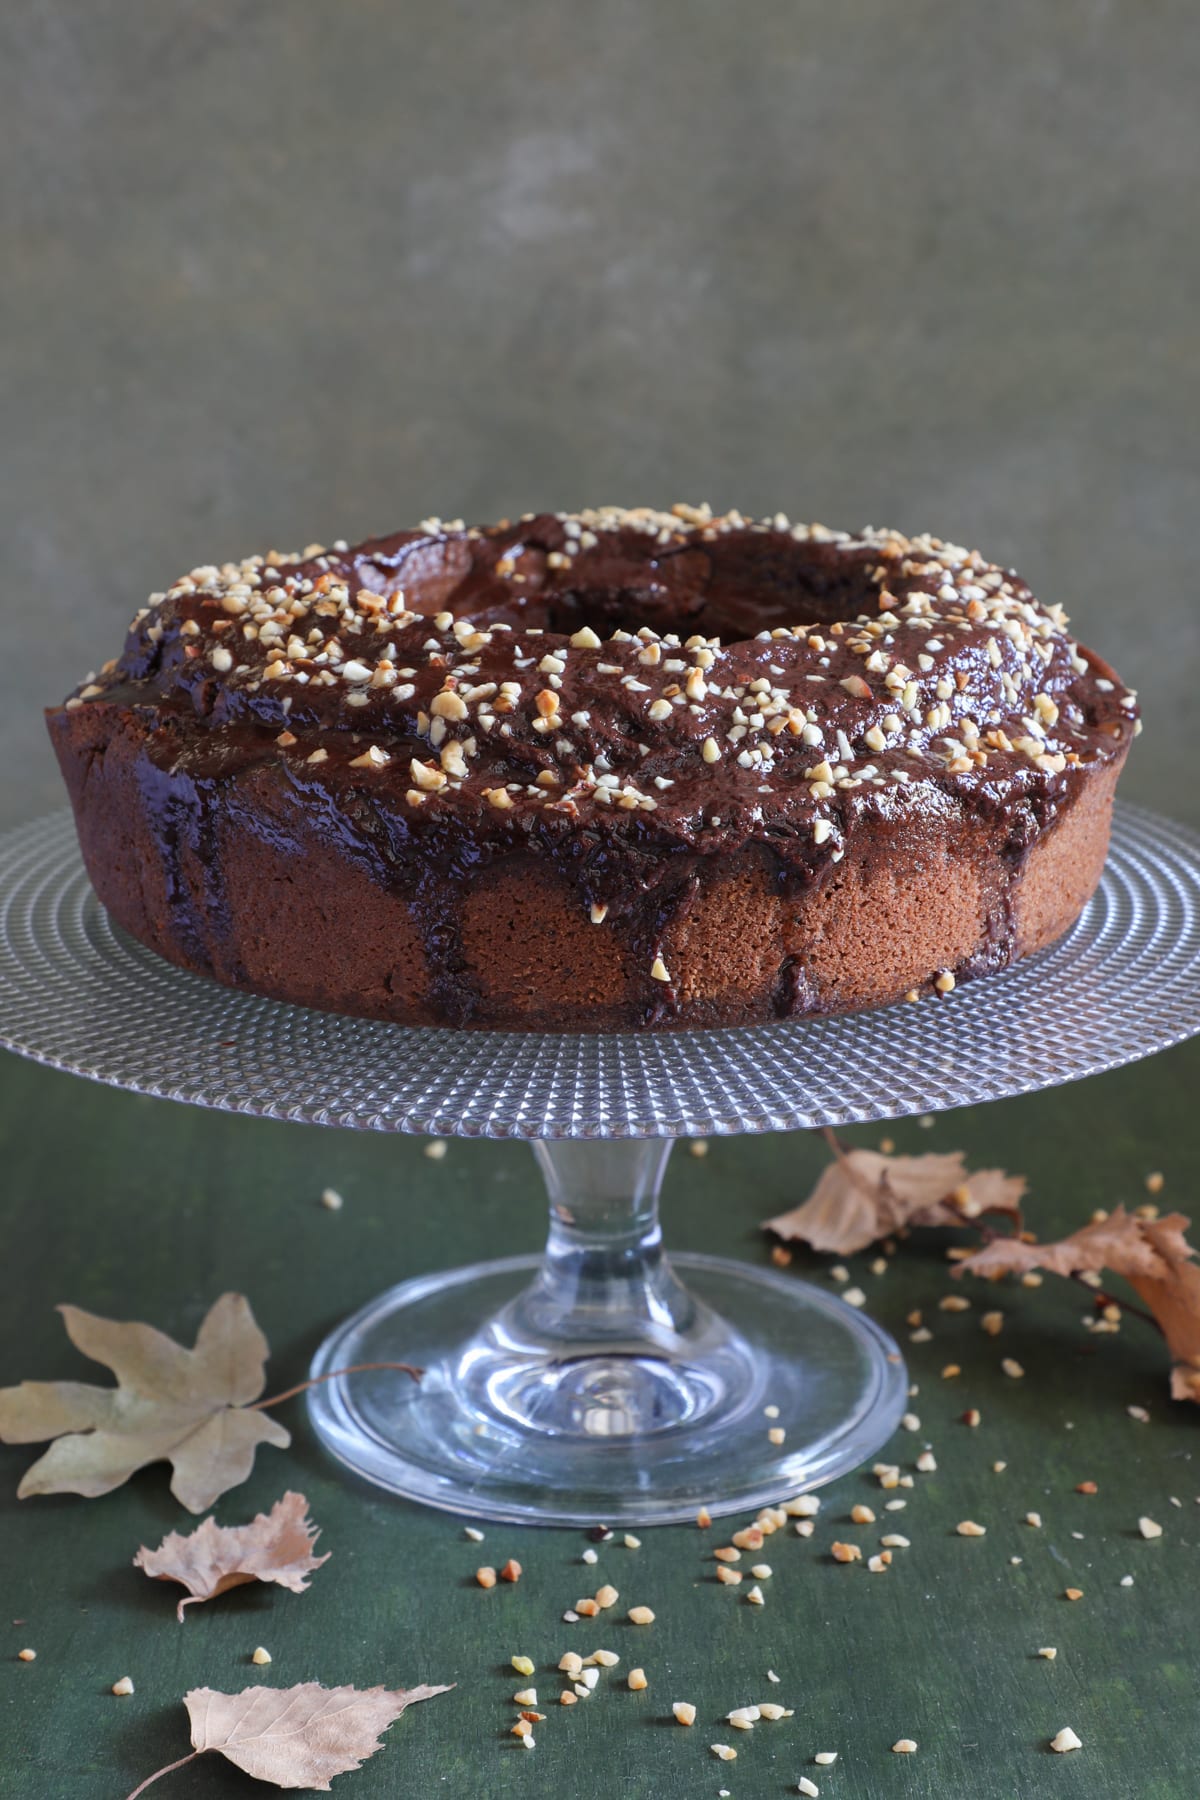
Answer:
[126,1681,452,1797]
[763,1147,1025,1255]
[134,1491,329,1621]
[958,1207,1200,1399]
[0,1294,288,1512]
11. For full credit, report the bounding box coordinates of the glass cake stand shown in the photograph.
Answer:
[1,806,1199,1526]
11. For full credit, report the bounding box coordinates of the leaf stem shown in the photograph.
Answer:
[249,1361,423,1412]
[124,1749,202,1799]
[1068,1274,1163,1337]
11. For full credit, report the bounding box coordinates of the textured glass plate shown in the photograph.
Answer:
[0,805,1198,1139]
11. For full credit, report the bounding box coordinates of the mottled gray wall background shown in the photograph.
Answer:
[2,0,1197,828]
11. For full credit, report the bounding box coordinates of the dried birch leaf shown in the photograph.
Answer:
[0,1294,288,1512]
[134,1491,329,1621]
[126,1681,453,1796]
[763,1147,1025,1255]
[958,1206,1200,1400]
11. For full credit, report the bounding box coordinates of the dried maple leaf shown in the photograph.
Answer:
[958,1207,1200,1401]
[0,1293,288,1512]
[763,1144,1025,1255]
[126,1681,453,1797]
[134,1491,329,1621]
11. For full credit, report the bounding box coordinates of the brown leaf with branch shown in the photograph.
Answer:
[0,1294,289,1513]
[958,1207,1200,1401]
[134,1491,330,1621]
[0,1294,422,1512]
[125,1681,453,1797]
[763,1137,1026,1256]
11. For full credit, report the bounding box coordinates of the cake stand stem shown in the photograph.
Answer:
[525,1139,696,1351]
[455,1138,746,1438]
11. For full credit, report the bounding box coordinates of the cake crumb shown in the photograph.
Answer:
[1050,1726,1082,1753]
[423,1138,447,1160]
[251,1647,272,1666]
[319,1187,343,1211]
[892,1738,918,1754]
[111,1676,134,1696]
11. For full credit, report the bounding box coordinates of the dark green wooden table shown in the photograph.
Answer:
[2,1029,1198,1799]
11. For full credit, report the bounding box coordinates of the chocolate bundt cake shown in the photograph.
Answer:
[47,505,1138,1031]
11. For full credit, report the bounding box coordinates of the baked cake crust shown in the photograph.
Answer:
[47,506,1138,1031]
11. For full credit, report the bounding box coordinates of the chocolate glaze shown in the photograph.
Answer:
[48,508,1139,1026]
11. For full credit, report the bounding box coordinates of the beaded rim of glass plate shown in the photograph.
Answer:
[0,804,1198,1139]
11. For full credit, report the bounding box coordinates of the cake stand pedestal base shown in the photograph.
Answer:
[306,1140,906,1525]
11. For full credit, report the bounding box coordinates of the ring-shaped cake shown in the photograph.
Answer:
[48,505,1138,1031]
